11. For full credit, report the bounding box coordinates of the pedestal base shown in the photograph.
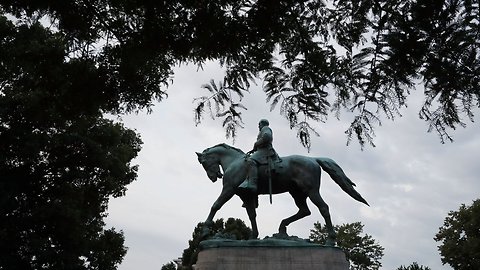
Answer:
[194,238,349,270]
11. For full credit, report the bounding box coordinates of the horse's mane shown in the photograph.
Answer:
[207,143,245,154]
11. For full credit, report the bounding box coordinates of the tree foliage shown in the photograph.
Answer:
[181,218,251,270]
[1,0,478,150]
[434,199,480,270]
[0,7,142,270]
[189,0,479,149]
[396,262,432,270]
[161,262,177,270]
[310,221,384,270]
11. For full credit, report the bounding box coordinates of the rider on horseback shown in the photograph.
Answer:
[239,119,278,193]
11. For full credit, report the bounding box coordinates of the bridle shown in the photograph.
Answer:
[198,153,223,182]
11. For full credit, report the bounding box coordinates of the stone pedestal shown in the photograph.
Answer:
[194,238,349,270]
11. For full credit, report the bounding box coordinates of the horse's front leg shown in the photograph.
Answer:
[201,187,235,239]
[244,197,259,239]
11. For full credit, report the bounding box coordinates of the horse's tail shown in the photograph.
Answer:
[315,157,369,206]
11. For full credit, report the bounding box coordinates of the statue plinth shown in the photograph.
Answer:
[194,238,349,270]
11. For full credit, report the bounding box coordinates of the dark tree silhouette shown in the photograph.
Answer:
[396,262,432,270]
[2,1,478,149]
[181,218,251,270]
[161,262,177,270]
[310,221,384,270]
[0,10,141,270]
[435,199,480,270]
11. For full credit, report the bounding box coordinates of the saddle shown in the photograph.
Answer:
[265,155,283,174]
[257,156,283,204]
[251,154,282,179]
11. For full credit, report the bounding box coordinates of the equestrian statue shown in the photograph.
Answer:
[196,119,369,246]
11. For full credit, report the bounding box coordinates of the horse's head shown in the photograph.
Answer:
[196,151,223,182]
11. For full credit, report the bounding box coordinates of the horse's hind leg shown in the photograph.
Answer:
[308,190,336,246]
[278,192,311,236]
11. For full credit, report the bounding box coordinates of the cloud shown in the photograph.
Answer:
[106,63,479,270]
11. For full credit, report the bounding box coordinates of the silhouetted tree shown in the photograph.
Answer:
[0,12,141,270]
[396,262,431,270]
[434,199,480,270]
[181,218,251,270]
[161,262,177,270]
[310,221,384,270]
[2,1,478,149]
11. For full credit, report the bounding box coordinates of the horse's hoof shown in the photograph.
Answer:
[325,238,336,246]
[272,232,289,239]
[200,226,211,240]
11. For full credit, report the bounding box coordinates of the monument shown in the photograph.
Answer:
[195,237,349,270]
[194,119,368,270]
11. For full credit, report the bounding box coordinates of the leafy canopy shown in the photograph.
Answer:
[310,221,384,270]
[180,218,252,270]
[2,0,478,149]
[0,7,141,270]
[396,262,432,270]
[161,262,177,270]
[434,199,480,270]
[189,0,480,149]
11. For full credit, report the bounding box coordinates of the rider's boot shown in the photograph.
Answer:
[239,160,258,193]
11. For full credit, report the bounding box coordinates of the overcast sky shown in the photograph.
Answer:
[105,62,479,270]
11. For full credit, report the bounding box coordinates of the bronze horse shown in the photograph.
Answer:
[196,143,368,245]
